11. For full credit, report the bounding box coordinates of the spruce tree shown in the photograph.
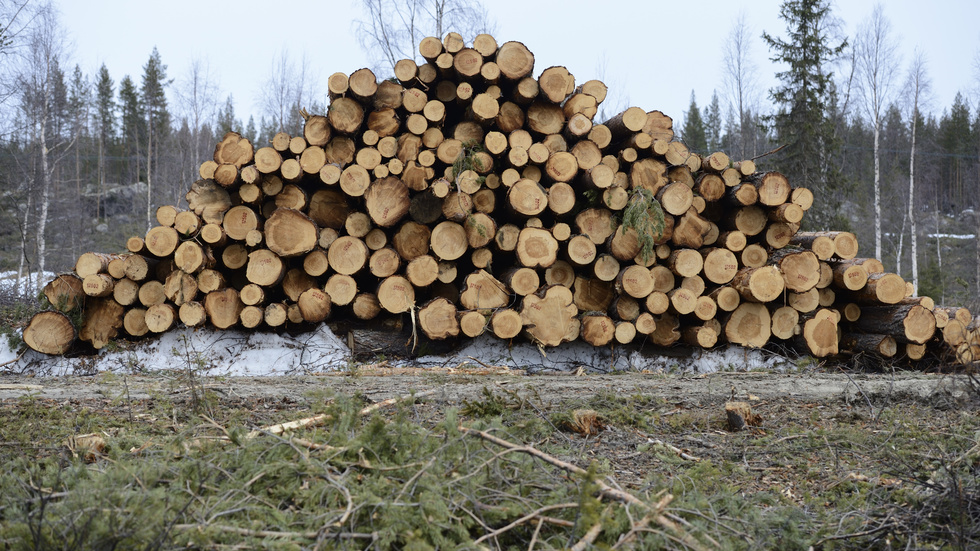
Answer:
[763,0,849,229]
[682,91,707,154]
[704,91,723,153]
[118,75,144,186]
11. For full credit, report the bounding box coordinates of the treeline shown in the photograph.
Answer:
[1,0,979,310]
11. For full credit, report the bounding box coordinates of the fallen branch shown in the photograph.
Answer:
[458,426,711,551]
[647,438,702,462]
[569,518,605,551]
[247,389,437,439]
[173,523,376,541]
[472,502,579,545]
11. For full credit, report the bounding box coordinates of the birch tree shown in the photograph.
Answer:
[354,0,495,76]
[856,3,900,262]
[721,12,759,160]
[13,1,70,292]
[905,50,929,296]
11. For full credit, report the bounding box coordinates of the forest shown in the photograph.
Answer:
[1,0,979,311]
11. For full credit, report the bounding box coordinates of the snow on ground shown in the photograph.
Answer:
[4,323,793,377]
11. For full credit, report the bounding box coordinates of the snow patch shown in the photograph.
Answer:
[5,323,794,377]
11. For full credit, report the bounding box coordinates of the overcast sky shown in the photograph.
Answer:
[54,0,980,130]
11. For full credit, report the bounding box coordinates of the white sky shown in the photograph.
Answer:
[55,0,980,129]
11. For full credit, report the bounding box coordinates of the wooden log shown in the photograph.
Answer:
[854,304,936,344]
[431,221,469,261]
[43,273,85,313]
[297,288,332,323]
[520,285,579,347]
[392,221,431,261]
[724,302,771,348]
[163,270,197,306]
[769,305,800,340]
[377,275,415,314]
[213,131,254,168]
[24,311,76,354]
[496,41,535,80]
[740,244,768,268]
[732,266,784,303]
[709,286,741,313]
[572,276,615,312]
[701,248,739,285]
[795,309,839,357]
[122,307,149,337]
[580,314,616,346]
[460,270,510,310]
[616,265,655,299]
[78,297,124,349]
[144,303,176,333]
[324,274,357,306]
[244,249,285,288]
[516,227,559,268]
[328,236,369,276]
[770,249,820,293]
[840,333,897,358]
[845,272,906,305]
[418,298,460,340]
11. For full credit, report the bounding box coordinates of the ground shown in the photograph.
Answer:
[2,365,978,549]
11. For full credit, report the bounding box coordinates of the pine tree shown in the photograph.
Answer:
[94,64,114,219]
[140,47,171,229]
[763,0,849,229]
[244,115,258,145]
[118,74,144,187]
[682,91,707,154]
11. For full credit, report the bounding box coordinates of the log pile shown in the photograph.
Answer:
[23,33,978,367]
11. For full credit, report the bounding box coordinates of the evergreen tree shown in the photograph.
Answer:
[763,0,849,229]
[244,115,258,145]
[94,64,114,219]
[118,74,144,185]
[216,94,239,135]
[681,91,707,154]
[704,90,723,153]
[140,47,171,229]
[67,65,89,138]
[937,93,972,213]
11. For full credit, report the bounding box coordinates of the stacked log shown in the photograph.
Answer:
[23,33,975,367]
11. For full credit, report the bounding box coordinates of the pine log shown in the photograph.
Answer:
[79,297,124,349]
[648,313,680,346]
[144,303,176,333]
[740,244,768,268]
[845,272,906,305]
[377,275,415,314]
[840,333,897,358]
[724,302,771,348]
[732,266,784,303]
[769,249,820,293]
[349,293,381,321]
[458,310,488,338]
[405,254,438,287]
[163,271,198,306]
[24,311,76,354]
[328,236,369,275]
[246,249,286,287]
[752,172,790,206]
[668,249,704,278]
[854,304,936,344]
[770,305,800,340]
[43,273,85,313]
[240,284,265,306]
[392,221,431,260]
[325,274,358,306]
[520,285,579,347]
[418,297,460,340]
[709,286,741,312]
[579,314,615,346]
[298,288,332,323]
[671,208,711,249]
[701,248,739,284]
[796,309,839,357]
[138,280,166,307]
[122,307,149,337]
[431,221,469,261]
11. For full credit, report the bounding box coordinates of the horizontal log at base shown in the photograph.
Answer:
[24,311,77,355]
[853,304,936,344]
